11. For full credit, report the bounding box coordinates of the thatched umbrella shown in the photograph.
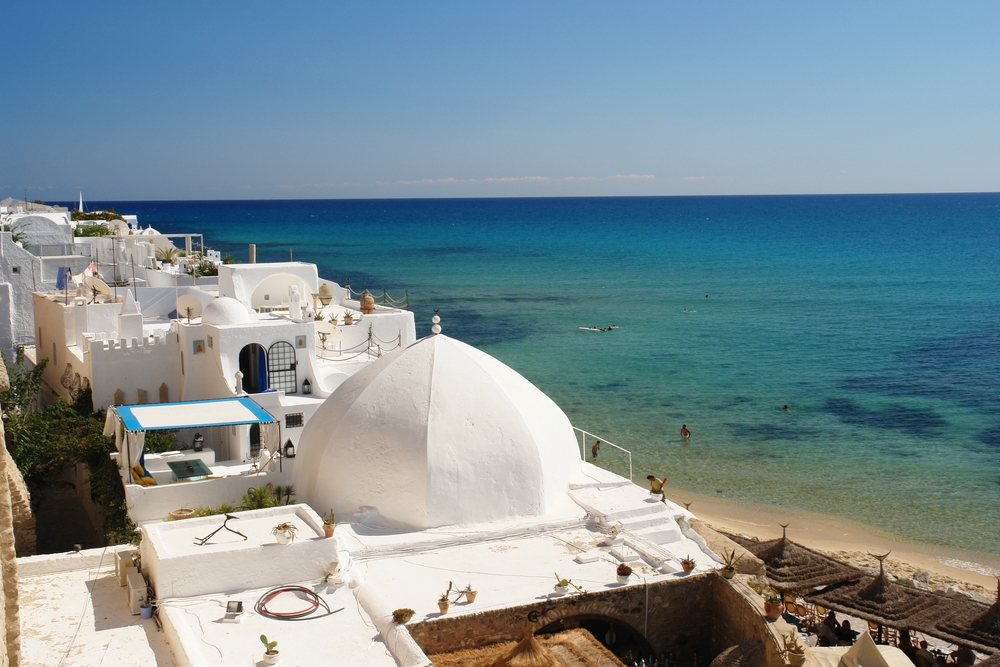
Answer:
[492,632,558,667]
[723,526,863,593]
[707,641,764,667]
[806,554,949,629]
[428,628,626,667]
[917,580,1000,654]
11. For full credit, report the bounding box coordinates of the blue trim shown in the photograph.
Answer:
[116,397,276,431]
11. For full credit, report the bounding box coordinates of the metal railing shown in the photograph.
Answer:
[573,427,632,482]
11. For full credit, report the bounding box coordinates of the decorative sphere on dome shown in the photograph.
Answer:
[201,297,253,325]
[294,334,582,529]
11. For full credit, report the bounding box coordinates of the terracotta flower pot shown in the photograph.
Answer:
[465,591,477,604]
[438,600,449,615]
[681,561,695,574]
[764,601,783,620]
[323,525,334,538]
[721,567,736,579]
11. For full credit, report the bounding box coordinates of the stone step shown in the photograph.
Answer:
[634,524,684,545]
[617,513,670,532]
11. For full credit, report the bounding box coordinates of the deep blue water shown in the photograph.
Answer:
[83,195,1000,554]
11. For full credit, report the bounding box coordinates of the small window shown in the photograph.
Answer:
[264,294,270,301]
[207,335,213,348]
[11,266,20,274]
[285,413,304,428]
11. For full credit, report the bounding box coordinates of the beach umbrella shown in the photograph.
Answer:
[918,580,1000,654]
[724,527,863,593]
[428,628,627,667]
[805,554,948,631]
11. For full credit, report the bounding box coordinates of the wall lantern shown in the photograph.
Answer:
[302,378,312,395]
[284,439,296,458]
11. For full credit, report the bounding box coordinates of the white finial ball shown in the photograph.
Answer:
[431,315,440,324]
[431,324,442,335]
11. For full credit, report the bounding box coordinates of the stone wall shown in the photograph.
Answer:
[409,573,788,667]
[6,450,35,557]
[0,361,21,667]
[711,575,788,667]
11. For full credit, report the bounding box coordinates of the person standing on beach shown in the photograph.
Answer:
[591,440,601,459]
[680,424,691,439]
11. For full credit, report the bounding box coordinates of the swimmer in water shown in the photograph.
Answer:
[782,405,791,412]
[680,424,691,439]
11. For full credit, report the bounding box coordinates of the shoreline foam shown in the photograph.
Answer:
[663,485,1000,599]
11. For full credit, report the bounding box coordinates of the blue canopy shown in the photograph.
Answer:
[115,396,276,432]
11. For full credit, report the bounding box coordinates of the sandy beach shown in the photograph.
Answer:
[664,485,1000,601]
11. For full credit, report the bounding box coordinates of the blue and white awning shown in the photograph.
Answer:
[115,397,276,432]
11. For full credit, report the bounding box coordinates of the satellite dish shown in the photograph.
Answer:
[83,276,112,302]
[176,295,203,322]
[314,319,342,345]
[314,320,336,335]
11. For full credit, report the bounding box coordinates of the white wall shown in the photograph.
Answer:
[86,333,181,411]
[126,470,290,524]
[0,232,45,356]
[219,263,319,310]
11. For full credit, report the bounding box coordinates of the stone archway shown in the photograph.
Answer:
[537,614,654,664]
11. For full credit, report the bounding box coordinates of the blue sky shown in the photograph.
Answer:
[4,2,999,200]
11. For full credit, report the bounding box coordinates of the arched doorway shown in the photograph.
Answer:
[537,615,654,664]
[239,344,267,394]
[267,341,297,394]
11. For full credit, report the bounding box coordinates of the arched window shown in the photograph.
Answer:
[267,341,297,394]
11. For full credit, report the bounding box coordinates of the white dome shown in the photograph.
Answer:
[294,334,581,529]
[201,297,252,325]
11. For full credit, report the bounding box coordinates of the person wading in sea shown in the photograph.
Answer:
[680,424,691,439]
[591,440,601,459]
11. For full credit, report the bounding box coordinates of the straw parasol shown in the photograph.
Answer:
[805,553,948,629]
[723,526,863,593]
[493,631,557,667]
[917,580,1000,654]
[428,628,626,667]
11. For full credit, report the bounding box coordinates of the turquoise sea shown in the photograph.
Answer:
[89,195,1000,555]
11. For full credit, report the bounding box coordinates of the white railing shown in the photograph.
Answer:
[572,427,633,482]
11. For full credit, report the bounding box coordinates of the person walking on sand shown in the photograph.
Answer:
[680,424,691,439]
[591,440,601,460]
[647,475,668,501]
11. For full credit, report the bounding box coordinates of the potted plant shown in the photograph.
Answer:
[781,630,806,667]
[261,634,280,665]
[461,584,478,604]
[438,582,452,614]
[721,549,743,579]
[343,311,354,325]
[392,608,415,624]
[322,510,335,538]
[271,522,297,545]
[681,555,696,574]
[616,562,633,584]
[764,588,784,620]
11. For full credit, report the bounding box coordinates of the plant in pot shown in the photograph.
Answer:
[721,549,743,579]
[271,522,297,545]
[554,573,571,595]
[438,581,453,614]
[681,555,696,574]
[764,588,784,620]
[392,608,415,624]
[781,630,806,667]
[261,634,280,665]
[616,562,633,584]
[343,311,354,326]
[461,584,478,604]
[321,510,335,538]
